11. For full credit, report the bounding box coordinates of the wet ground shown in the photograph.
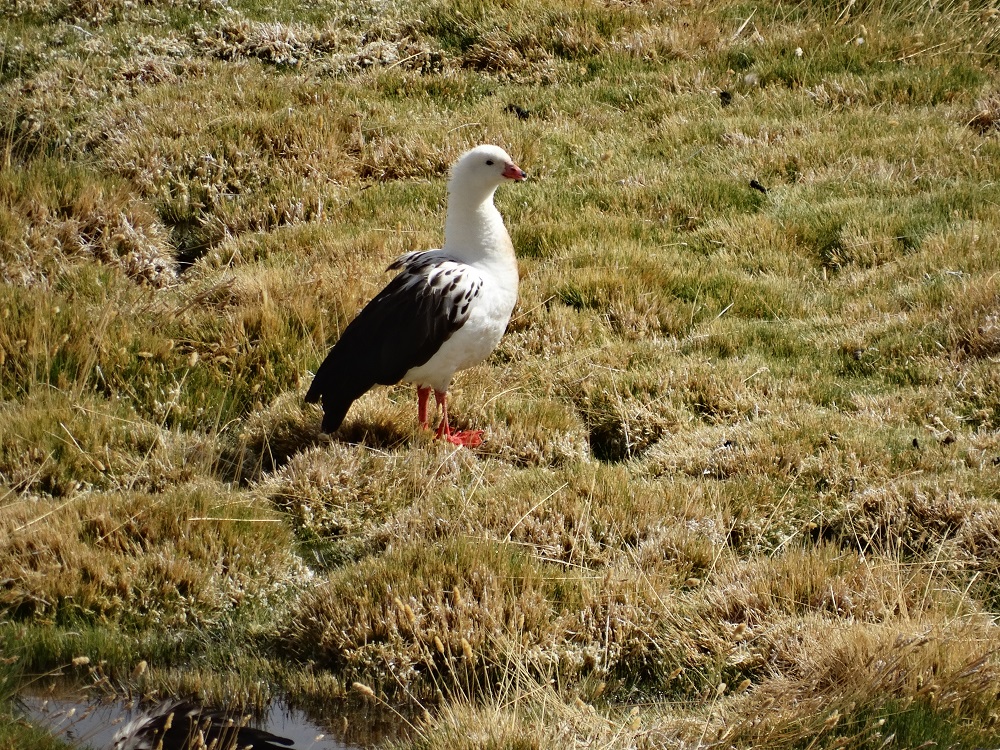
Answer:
[20,693,360,750]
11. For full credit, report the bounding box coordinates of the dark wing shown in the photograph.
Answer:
[305,252,483,433]
[114,701,295,750]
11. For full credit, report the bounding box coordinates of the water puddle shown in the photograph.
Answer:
[20,693,361,750]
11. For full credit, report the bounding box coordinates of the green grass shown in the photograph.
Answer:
[3,0,1000,746]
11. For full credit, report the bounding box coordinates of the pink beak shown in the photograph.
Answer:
[503,162,528,181]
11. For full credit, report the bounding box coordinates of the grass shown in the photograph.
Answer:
[3,0,1000,746]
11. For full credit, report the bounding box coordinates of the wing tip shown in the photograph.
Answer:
[304,381,321,403]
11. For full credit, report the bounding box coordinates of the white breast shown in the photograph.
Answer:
[403,267,517,392]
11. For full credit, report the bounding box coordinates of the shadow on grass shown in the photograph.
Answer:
[334,418,416,452]
[219,410,420,486]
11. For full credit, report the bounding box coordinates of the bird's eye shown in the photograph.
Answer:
[485,159,494,165]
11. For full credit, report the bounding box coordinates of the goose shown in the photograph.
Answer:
[305,144,527,447]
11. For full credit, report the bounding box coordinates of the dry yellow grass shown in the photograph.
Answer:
[3,0,1000,747]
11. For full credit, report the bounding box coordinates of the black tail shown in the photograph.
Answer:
[305,377,349,434]
[305,350,371,434]
[306,266,441,433]
[318,393,353,433]
[303,377,323,404]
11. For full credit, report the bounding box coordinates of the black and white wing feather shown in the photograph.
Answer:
[112,701,295,750]
[305,251,484,433]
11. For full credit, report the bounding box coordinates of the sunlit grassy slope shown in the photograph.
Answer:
[3,0,1000,746]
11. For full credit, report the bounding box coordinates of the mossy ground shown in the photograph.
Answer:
[3,0,1000,747]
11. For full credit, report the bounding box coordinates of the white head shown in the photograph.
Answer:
[448,145,527,202]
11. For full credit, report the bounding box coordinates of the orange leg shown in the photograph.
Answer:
[417,386,432,429]
[433,390,483,448]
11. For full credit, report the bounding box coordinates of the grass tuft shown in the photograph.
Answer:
[5,0,1000,745]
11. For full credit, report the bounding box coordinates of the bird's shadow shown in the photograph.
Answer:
[224,403,441,485]
[335,417,419,451]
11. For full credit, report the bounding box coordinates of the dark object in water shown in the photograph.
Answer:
[112,701,296,750]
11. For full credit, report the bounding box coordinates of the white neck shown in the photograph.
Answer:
[443,187,517,277]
